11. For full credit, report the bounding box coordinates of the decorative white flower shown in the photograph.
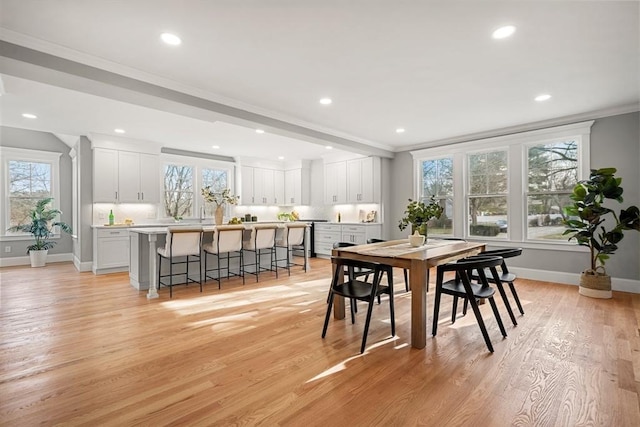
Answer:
[201,187,239,207]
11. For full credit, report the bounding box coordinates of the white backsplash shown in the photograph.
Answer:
[93,203,382,225]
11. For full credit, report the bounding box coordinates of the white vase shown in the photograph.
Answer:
[29,249,48,267]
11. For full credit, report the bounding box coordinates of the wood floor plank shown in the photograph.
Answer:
[1,260,639,426]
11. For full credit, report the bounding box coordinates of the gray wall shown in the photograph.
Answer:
[0,126,73,258]
[388,112,640,281]
[77,135,94,264]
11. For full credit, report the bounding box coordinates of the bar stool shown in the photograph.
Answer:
[203,225,246,288]
[242,224,278,281]
[275,223,307,275]
[157,227,203,298]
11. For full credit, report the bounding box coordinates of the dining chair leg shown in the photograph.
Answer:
[494,279,517,326]
[403,269,409,292]
[509,282,525,315]
[451,296,459,323]
[432,270,444,336]
[488,296,508,338]
[466,295,493,352]
[322,291,334,338]
[360,298,376,353]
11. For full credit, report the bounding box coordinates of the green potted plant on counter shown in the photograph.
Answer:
[7,197,72,267]
[563,167,639,298]
[398,196,444,244]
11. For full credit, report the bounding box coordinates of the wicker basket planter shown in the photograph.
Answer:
[578,268,612,299]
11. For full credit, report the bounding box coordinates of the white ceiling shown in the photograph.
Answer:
[0,1,638,160]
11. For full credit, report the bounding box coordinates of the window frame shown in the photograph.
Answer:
[0,147,62,241]
[417,155,455,236]
[411,120,593,249]
[160,154,236,220]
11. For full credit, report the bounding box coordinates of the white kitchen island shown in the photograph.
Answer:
[129,223,309,299]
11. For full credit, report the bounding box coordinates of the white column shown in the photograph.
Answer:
[146,234,159,299]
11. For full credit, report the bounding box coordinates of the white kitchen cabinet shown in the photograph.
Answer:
[241,166,255,204]
[93,148,159,203]
[347,157,380,203]
[241,166,283,205]
[93,148,119,202]
[284,167,310,206]
[274,170,285,205]
[93,228,130,274]
[314,223,383,256]
[324,161,347,204]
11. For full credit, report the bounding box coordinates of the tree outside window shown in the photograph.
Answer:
[527,140,578,240]
[163,164,193,218]
[8,160,52,229]
[201,168,229,216]
[420,157,453,235]
[467,150,508,238]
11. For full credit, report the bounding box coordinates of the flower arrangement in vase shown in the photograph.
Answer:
[201,187,239,225]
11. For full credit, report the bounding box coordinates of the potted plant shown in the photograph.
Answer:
[7,197,72,267]
[201,187,240,225]
[398,196,444,243]
[563,167,639,298]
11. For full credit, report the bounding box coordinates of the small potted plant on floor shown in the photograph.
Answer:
[563,167,639,298]
[398,196,444,244]
[7,197,72,267]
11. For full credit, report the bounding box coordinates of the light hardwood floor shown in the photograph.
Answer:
[1,259,639,426]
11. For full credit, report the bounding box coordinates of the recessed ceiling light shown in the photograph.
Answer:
[492,25,516,39]
[278,156,285,160]
[161,32,182,46]
[22,113,37,119]
[396,128,405,133]
[114,128,126,134]
[325,146,333,150]
[255,129,265,134]
[211,145,220,149]
[319,98,332,105]
[535,94,552,102]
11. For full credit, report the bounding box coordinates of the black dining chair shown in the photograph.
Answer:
[432,255,507,353]
[367,238,410,292]
[322,257,395,353]
[470,248,524,315]
[425,237,467,291]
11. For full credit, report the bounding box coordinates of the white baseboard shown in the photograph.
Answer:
[0,252,73,268]
[511,267,640,294]
[73,256,93,272]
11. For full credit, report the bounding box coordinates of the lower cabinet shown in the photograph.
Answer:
[314,223,382,256]
[93,228,130,274]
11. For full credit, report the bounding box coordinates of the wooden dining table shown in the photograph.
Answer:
[331,239,485,349]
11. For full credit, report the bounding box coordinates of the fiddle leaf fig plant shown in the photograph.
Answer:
[563,167,640,273]
[7,197,72,253]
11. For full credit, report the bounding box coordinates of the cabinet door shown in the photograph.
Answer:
[241,166,255,204]
[324,162,347,204]
[262,169,275,205]
[139,153,159,203]
[285,169,302,205]
[118,151,141,202]
[93,148,119,202]
[346,159,362,203]
[359,157,375,202]
[274,170,285,205]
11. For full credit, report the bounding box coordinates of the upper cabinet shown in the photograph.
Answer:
[324,161,347,204]
[93,148,159,203]
[241,162,309,206]
[325,157,380,205]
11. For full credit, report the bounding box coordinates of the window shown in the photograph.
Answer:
[161,156,234,219]
[419,157,453,235]
[163,164,194,218]
[468,150,508,238]
[1,147,61,237]
[411,120,592,246]
[526,140,578,240]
